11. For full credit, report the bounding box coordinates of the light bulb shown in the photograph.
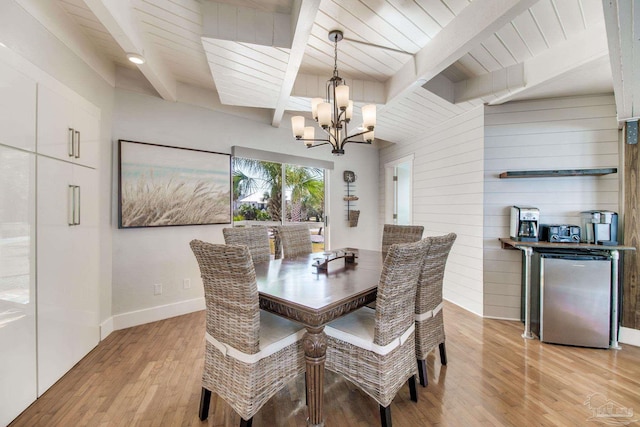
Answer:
[303,127,315,144]
[311,98,323,121]
[336,85,349,110]
[362,104,376,129]
[318,103,331,128]
[291,116,305,138]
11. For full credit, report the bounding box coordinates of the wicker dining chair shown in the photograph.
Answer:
[222,226,271,263]
[275,224,313,258]
[324,239,431,427]
[415,233,456,387]
[189,240,306,427]
[381,224,424,253]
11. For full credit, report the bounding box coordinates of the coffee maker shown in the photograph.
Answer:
[580,210,618,245]
[510,206,540,241]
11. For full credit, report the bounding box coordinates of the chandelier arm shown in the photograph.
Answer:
[307,141,334,148]
[342,139,372,146]
[338,128,373,149]
[295,137,331,143]
[342,128,370,140]
[318,125,339,147]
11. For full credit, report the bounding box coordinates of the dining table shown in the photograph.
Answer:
[255,248,384,427]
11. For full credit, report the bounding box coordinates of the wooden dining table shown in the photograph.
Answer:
[254,248,384,427]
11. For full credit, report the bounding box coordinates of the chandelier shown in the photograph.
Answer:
[291,30,376,156]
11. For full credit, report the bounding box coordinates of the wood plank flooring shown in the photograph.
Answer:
[10,302,640,426]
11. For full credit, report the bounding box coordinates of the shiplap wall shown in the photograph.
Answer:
[484,94,620,319]
[379,106,485,316]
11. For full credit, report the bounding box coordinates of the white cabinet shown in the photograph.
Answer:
[0,145,37,426]
[37,83,100,168]
[36,156,99,395]
[0,46,101,421]
[0,58,36,152]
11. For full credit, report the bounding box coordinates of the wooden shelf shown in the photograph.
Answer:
[499,168,617,179]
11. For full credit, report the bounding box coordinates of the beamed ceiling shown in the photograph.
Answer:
[45,0,639,144]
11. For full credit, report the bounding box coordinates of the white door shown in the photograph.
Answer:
[385,155,414,225]
[0,58,36,152]
[36,156,99,395]
[0,146,37,426]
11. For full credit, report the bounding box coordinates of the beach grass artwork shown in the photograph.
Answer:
[118,140,231,228]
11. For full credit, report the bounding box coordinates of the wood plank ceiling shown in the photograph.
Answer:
[56,0,614,145]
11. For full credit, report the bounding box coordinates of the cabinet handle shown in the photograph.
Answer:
[68,185,75,226]
[74,130,80,159]
[68,128,75,157]
[74,185,81,225]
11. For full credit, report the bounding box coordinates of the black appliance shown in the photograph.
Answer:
[540,224,580,243]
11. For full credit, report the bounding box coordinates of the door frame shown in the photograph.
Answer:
[384,154,414,225]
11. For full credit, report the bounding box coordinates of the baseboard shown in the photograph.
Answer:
[443,298,483,317]
[483,315,520,321]
[112,297,206,331]
[100,317,114,341]
[620,327,640,348]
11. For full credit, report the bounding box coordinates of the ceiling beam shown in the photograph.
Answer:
[453,64,525,103]
[488,24,608,105]
[271,0,321,127]
[421,74,455,104]
[83,0,176,101]
[14,0,115,86]
[603,0,640,122]
[202,1,293,48]
[291,73,385,105]
[385,0,540,105]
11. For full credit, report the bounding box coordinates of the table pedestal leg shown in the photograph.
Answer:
[303,326,327,427]
[521,247,535,339]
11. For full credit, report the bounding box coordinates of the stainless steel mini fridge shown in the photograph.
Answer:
[532,252,611,348]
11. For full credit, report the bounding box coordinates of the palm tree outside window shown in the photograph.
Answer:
[232,157,325,253]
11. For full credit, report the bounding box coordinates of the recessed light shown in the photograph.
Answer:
[126,53,145,65]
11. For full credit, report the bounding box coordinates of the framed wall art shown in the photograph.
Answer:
[118,140,231,228]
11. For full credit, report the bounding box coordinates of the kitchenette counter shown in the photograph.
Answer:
[499,238,635,349]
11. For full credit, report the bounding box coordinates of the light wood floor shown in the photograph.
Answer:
[10,302,640,426]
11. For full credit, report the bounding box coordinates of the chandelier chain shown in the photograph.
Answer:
[333,37,339,77]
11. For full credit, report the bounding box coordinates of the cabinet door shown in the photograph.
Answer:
[36,84,99,168]
[73,104,100,169]
[36,156,99,395]
[0,57,36,152]
[0,146,37,426]
[36,84,74,163]
[69,164,100,364]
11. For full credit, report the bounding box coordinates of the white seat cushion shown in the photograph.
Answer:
[259,310,305,351]
[205,310,304,364]
[325,308,414,356]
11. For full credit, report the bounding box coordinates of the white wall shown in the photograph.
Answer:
[111,88,380,324]
[483,95,619,319]
[0,0,114,325]
[379,106,486,316]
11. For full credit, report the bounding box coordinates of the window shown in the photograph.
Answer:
[232,157,325,253]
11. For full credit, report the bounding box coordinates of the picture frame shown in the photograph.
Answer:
[118,140,231,228]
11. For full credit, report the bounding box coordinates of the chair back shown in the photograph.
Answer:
[275,224,312,258]
[189,240,260,354]
[416,233,456,315]
[374,239,430,346]
[381,224,424,253]
[222,226,271,263]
